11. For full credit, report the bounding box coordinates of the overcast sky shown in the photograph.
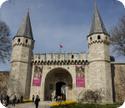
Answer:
[0,0,125,71]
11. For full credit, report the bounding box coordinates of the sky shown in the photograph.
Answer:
[0,0,125,71]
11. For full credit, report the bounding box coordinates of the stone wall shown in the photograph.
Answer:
[112,63,125,102]
[0,72,9,94]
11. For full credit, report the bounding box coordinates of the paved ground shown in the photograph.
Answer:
[7,101,51,108]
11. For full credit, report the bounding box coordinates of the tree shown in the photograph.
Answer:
[78,89,102,103]
[0,73,9,95]
[111,16,125,56]
[0,20,11,62]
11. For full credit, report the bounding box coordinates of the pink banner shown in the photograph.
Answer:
[76,74,85,87]
[33,75,42,86]
[76,65,85,87]
[32,66,42,86]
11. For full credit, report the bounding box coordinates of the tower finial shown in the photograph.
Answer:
[16,10,33,40]
[27,8,30,14]
[89,0,108,36]
[94,0,96,5]
[93,0,96,7]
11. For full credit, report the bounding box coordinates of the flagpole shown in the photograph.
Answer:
[59,47,61,53]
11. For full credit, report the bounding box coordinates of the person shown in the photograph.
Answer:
[54,95,57,101]
[20,95,23,103]
[17,96,20,103]
[50,94,52,101]
[12,95,17,107]
[32,95,35,102]
[2,99,6,106]
[0,94,3,104]
[35,95,40,108]
[6,95,9,106]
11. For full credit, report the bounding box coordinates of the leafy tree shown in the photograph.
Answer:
[111,16,125,56]
[0,20,11,62]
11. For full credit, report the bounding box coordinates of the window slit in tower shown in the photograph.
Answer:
[18,38,20,43]
[97,35,101,40]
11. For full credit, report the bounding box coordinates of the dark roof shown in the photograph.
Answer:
[89,1,108,36]
[16,11,33,40]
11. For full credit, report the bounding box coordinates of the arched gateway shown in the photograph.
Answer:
[44,68,72,101]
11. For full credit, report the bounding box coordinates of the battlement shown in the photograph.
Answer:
[33,53,88,65]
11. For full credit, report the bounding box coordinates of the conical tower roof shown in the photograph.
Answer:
[16,11,33,40]
[89,1,108,36]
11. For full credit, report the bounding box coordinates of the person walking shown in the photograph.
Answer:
[20,95,23,103]
[6,95,9,106]
[35,95,40,108]
[0,94,3,104]
[12,95,17,107]
[32,95,35,102]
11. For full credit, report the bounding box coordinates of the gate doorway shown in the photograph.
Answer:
[56,81,66,100]
[44,68,72,101]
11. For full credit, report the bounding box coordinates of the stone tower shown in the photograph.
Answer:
[87,2,113,103]
[8,12,34,98]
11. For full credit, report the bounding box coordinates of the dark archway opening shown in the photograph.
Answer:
[56,82,65,96]
[56,81,66,101]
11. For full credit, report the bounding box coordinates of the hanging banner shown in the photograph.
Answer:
[76,65,85,87]
[32,65,43,86]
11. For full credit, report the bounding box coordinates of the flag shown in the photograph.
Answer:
[59,44,63,48]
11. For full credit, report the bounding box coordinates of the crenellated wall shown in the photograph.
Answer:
[32,53,88,65]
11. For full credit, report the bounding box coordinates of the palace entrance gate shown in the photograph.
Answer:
[44,68,72,101]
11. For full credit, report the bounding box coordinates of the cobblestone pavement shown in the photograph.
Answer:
[7,101,51,108]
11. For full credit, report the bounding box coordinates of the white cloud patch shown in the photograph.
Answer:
[0,0,8,8]
[117,0,125,8]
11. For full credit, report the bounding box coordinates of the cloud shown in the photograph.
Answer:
[0,0,8,8]
[117,0,125,8]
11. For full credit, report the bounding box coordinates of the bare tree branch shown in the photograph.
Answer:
[111,16,125,56]
[0,21,11,63]
[78,89,102,103]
